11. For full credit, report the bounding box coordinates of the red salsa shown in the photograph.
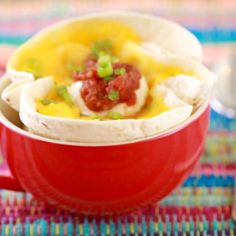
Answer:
[73,60,141,112]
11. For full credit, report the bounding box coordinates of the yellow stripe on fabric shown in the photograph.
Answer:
[154,222,158,232]
[55,223,60,235]
[130,223,134,234]
[199,222,204,232]
[79,223,84,235]
[186,223,190,232]
[106,224,110,235]
[5,225,9,236]
[30,224,33,236]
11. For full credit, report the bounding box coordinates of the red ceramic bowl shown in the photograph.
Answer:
[0,12,211,214]
[0,74,210,214]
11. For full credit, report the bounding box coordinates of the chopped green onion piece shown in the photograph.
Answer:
[56,85,73,104]
[91,40,112,58]
[97,54,113,78]
[111,56,119,63]
[107,111,122,120]
[64,77,73,85]
[98,55,110,66]
[91,114,101,120]
[103,76,114,82]
[114,68,126,75]
[66,63,82,73]
[40,99,57,105]
[108,90,119,101]
[98,67,113,78]
[23,58,42,78]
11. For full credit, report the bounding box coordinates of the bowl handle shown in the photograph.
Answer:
[0,154,24,192]
[0,74,24,191]
[0,128,24,192]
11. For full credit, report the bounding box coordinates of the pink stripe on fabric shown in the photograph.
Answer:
[0,45,16,65]
[0,19,60,35]
[0,1,235,22]
[0,15,236,36]
[192,163,236,176]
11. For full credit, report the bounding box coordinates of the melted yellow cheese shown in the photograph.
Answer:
[10,20,192,120]
[136,96,169,119]
[120,41,192,87]
[36,102,80,119]
[10,19,141,83]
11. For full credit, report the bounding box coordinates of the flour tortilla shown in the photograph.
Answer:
[2,77,34,111]
[19,77,192,143]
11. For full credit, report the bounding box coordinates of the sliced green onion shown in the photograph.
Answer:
[107,111,122,120]
[66,63,82,73]
[98,54,110,66]
[111,56,119,63]
[64,77,73,85]
[56,85,73,104]
[114,68,126,75]
[97,54,113,78]
[23,58,42,78]
[91,114,101,120]
[98,67,113,78]
[40,99,57,105]
[103,76,114,82]
[91,40,112,58]
[108,90,119,101]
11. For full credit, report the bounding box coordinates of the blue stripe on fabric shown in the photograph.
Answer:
[0,28,236,46]
[1,217,6,236]
[40,219,48,236]
[109,220,116,236]
[24,218,30,236]
[149,217,155,235]
[183,175,234,187]
[16,221,23,236]
[83,218,90,236]
[188,27,236,43]
[0,35,31,45]
[33,220,38,235]
[9,217,13,236]
[92,219,98,236]
[141,217,147,235]
[99,220,106,236]
[117,219,123,236]
[50,221,56,236]
[67,218,73,236]
[210,109,236,131]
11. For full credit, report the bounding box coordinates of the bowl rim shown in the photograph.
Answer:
[0,93,209,147]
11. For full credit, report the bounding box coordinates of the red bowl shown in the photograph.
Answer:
[0,74,210,214]
[0,12,211,215]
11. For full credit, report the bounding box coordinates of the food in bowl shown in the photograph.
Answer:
[2,13,212,143]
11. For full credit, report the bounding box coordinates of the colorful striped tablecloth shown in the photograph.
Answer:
[0,1,236,235]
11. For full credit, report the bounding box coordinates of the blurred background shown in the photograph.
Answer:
[0,0,235,65]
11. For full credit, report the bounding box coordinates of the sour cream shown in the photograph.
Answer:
[69,76,148,117]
